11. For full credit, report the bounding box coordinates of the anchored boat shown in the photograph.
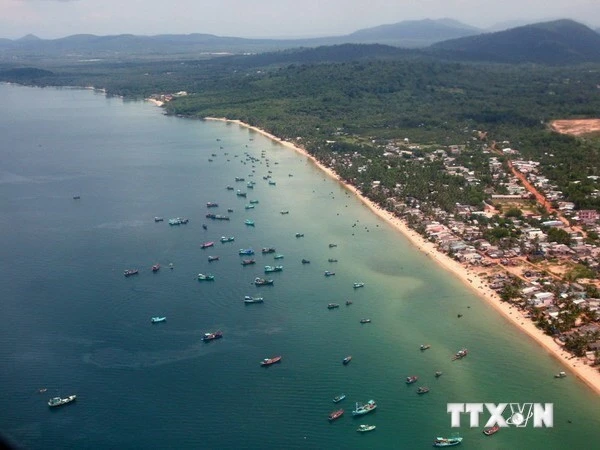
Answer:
[151,317,166,323]
[48,395,77,408]
[202,330,223,342]
[352,400,376,416]
[357,424,376,433]
[260,356,282,366]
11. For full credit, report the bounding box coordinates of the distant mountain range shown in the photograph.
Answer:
[431,19,600,64]
[0,18,481,61]
[0,18,599,65]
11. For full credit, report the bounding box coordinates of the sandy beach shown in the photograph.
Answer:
[203,116,600,396]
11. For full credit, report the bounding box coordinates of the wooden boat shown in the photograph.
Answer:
[124,269,139,277]
[417,386,430,394]
[241,259,256,266]
[202,330,223,341]
[201,241,214,249]
[357,424,376,433]
[406,375,418,384]
[328,303,340,309]
[260,356,282,366]
[483,425,500,436]
[48,395,77,408]
[333,394,346,403]
[452,348,468,360]
[433,436,463,447]
[328,409,344,421]
[151,264,160,272]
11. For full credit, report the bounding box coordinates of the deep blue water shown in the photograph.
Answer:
[1,83,599,449]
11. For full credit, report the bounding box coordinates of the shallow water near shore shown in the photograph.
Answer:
[1,83,599,449]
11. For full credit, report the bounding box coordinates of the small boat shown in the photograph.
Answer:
[239,248,254,255]
[295,233,304,238]
[227,208,234,213]
[151,317,166,323]
[235,177,245,182]
[360,318,371,324]
[214,215,230,221]
[151,264,160,272]
[236,191,247,197]
[324,271,335,277]
[244,219,255,226]
[435,371,443,378]
[124,269,139,277]
[420,344,431,351]
[244,296,264,304]
[206,213,216,219]
[301,259,310,264]
[554,371,567,378]
[48,395,77,408]
[245,204,255,209]
[202,330,223,341]
[249,199,259,204]
[333,394,346,403]
[328,409,344,421]
[169,263,174,270]
[342,355,352,365]
[73,195,81,200]
[168,217,189,225]
[268,180,276,186]
[201,241,214,249]
[241,259,256,266]
[220,236,235,243]
[417,386,430,394]
[483,425,500,436]
[346,300,353,306]
[260,355,282,366]
[208,256,219,262]
[328,243,337,248]
[154,217,164,222]
[274,254,284,260]
[247,183,254,189]
[202,224,208,230]
[452,348,468,360]
[406,376,418,384]
[254,277,274,286]
[357,424,376,433]
[353,282,365,289]
[328,258,338,263]
[206,202,219,208]
[39,388,47,393]
[264,265,283,273]
[226,185,234,190]
[280,210,289,215]
[197,273,215,281]
[352,400,376,416]
[328,303,340,309]
[261,247,276,254]
[433,436,463,447]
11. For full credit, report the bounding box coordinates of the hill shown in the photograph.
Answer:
[431,19,600,64]
[344,18,481,46]
[0,18,481,62]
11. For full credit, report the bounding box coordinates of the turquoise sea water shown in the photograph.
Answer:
[1,83,599,449]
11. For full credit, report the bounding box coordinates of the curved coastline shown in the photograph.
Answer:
[202,116,600,396]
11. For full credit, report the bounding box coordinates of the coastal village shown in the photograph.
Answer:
[151,93,600,384]
[316,128,600,374]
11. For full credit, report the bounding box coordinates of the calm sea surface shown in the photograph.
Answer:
[1,83,599,449]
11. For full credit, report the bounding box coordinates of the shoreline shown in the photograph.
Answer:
[204,116,600,396]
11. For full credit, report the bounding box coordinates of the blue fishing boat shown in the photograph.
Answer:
[239,248,254,255]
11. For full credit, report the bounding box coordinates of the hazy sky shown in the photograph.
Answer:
[1,0,599,39]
